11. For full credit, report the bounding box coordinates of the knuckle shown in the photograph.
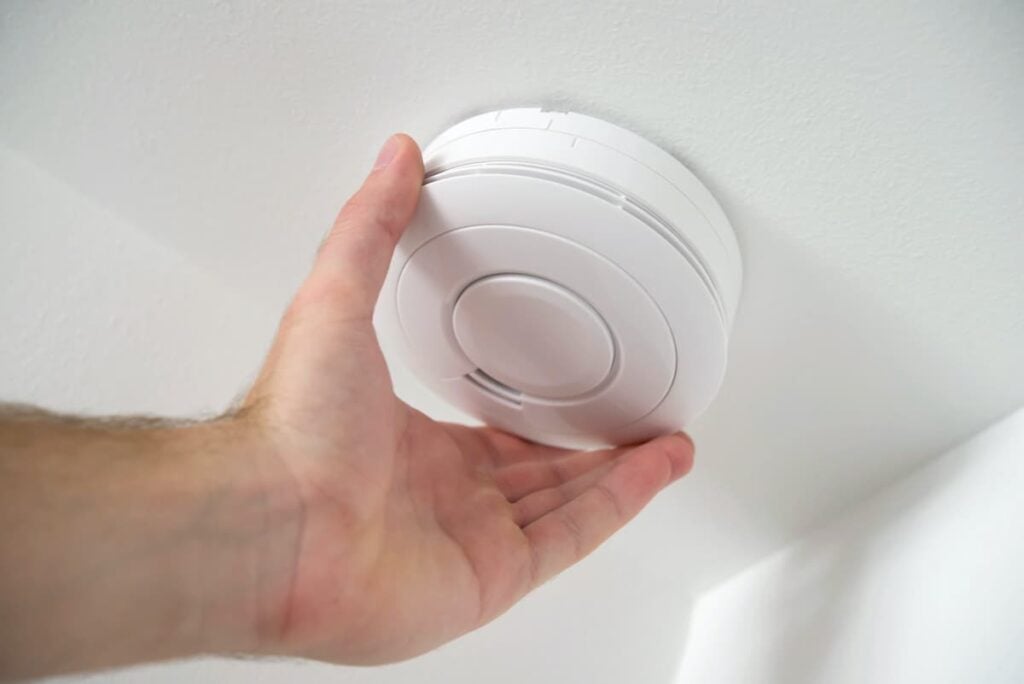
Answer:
[558,508,587,558]
[594,481,624,520]
[549,457,577,486]
[339,194,403,240]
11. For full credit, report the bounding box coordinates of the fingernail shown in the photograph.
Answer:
[675,431,695,452]
[374,135,401,170]
[670,432,695,480]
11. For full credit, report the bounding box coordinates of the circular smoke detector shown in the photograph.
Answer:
[376,108,742,448]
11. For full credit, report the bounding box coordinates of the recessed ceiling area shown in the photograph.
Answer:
[3,1,1023,682]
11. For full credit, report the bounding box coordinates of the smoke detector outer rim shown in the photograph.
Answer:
[376,108,742,448]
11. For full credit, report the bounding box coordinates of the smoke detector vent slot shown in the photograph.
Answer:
[465,370,524,408]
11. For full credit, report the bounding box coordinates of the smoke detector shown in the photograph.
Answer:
[376,108,742,448]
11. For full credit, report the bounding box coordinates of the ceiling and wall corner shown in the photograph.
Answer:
[677,407,1024,683]
[2,1,1022,682]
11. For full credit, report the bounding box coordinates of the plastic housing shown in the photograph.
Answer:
[376,108,742,448]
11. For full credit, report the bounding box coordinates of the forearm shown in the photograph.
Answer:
[0,407,302,680]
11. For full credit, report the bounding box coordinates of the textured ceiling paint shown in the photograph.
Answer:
[2,1,1024,680]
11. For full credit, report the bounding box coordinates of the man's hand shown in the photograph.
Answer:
[0,134,693,680]
[235,134,694,663]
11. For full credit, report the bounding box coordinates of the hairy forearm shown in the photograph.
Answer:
[0,406,302,680]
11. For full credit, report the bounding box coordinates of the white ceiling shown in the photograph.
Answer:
[3,1,1023,679]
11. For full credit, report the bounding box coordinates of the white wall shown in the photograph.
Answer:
[0,145,275,418]
[677,407,1024,684]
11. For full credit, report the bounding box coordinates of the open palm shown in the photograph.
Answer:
[241,135,694,664]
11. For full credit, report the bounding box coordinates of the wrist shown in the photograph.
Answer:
[0,413,302,678]
[159,417,306,658]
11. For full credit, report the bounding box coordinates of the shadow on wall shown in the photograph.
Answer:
[677,407,1024,684]
[756,454,966,684]
[681,180,992,567]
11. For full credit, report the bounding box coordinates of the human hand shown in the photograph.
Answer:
[222,134,694,664]
[0,134,693,680]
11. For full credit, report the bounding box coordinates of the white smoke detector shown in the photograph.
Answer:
[377,108,742,448]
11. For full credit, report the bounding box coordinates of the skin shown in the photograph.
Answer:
[0,134,694,681]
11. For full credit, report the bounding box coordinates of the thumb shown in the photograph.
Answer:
[303,134,424,320]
